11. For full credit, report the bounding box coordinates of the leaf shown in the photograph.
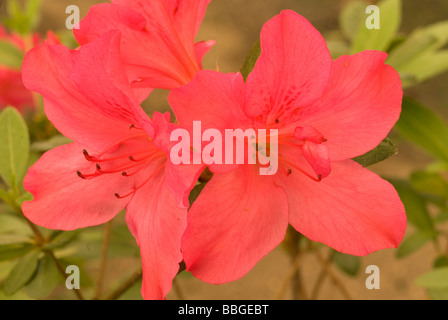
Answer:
[410,170,448,199]
[389,179,434,232]
[43,230,81,251]
[396,230,435,258]
[415,267,448,289]
[351,0,402,53]
[388,19,448,71]
[0,40,24,69]
[398,50,448,87]
[2,250,39,295]
[240,39,261,81]
[395,97,448,162]
[30,135,72,153]
[352,138,397,167]
[434,256,448,269]
[189,183,207,208]
[333,251,360,276]
[339,0,368,41]
[0,107,30,188]
[25,254,61,299]
[427,288,448,300]
[0,243,34,262]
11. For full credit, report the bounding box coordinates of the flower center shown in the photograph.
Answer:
[76,125,166,198]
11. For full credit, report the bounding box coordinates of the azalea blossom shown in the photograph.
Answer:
[0,25,40,111]
[169,10,407,284]
[74,0,214,97]
[21,32,202,299]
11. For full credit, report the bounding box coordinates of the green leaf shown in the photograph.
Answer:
[396,230,435,258]
[388,20,448,71]
[416,267,448,289]
[43,230,81,251]
[427,288,448,300]
[0,40,24,69]
[398,50,448,87]
[30,135,72,153]
[352,138,397,167]
[189,183,207,208]
[434,256,448,269]
[240,39,261,81]
[389,179,434,232]
[410,170,448,199]
[339,0,368,41]
[0,243,33,262]
[3,0,41,35]
[2,250,39,295]
[333,251,360,276]
[395,98,448,162]
[25,253,61,299]
[351,0,401,53]
[0,107,30,188]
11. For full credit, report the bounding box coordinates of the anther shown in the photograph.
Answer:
[83,149,95,161]
[122,172,128,176]
[96,164,102,171]
[287,169,292,176]
[114,193,120,198]
[275,119,279,124]
[77,170,86,179]
[129,156,136,162]
[317,174,322,181]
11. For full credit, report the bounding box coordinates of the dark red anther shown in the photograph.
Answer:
[129,156,136,162]
[275,118,279,124]
[77,170,86,179]
[96,163,102,171]
[287,169,292,176]
[317,174,322,181]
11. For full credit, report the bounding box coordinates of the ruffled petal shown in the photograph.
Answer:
[278,160,406,256]
[302,51,403,161]
[125,169,186,299]
[245,10,332,122]
[22,143,134,230]
[182,165,289,283]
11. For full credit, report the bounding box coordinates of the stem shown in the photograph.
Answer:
[93,221,113,300]
[275,246,305,300]
[311,244,352,300]
[310,251,334,300]
[46,250,85,300]
[103,266,143,300]
[289,230,306,299]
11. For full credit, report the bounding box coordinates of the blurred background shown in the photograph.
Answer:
[1,0,448,300]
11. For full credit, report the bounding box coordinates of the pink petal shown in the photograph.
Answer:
[0,68,34,110]
[182,165,289,284]
[278,160,406,256]
[22,143,134,230]
[75,1,212,89]
[303,51,403,161]
[245,10,332,121]
[125,170,187,299]
[302,142,331,179]
[169,70,248,173]
[21,34,152,152]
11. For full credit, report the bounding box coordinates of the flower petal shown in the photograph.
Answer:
[22,143,134,230]
[245,10,332,121]
[278,159,406,256]
[182,165,289,284]
[22,33,152,152]
[75,0,212,89]
[303,51,403,161]
[125,170,187,299]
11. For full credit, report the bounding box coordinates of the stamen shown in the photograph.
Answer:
[114,163,165,199]
[280,157,321,182]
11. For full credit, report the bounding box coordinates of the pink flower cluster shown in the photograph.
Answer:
[21,0,406,299]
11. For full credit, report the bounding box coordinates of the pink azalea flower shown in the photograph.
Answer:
[169,10,407,284]
[0,25,40,111]
[21,32,202,299]
[74,0,215,96]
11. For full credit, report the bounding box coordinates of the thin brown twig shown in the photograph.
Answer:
[275,248,306,300]
[103,266,143,300]
[311,244,352,300]
[310,251,334,300]
[93,220,113,300]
